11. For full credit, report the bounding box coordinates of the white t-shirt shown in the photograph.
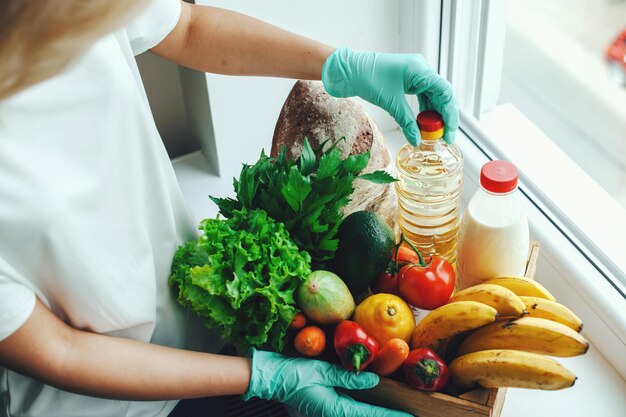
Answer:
[0,1,221,416]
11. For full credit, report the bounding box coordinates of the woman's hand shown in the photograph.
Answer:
[244,349,412,417]
[322,48,459,145]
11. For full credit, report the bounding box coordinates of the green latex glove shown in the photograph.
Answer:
[322,47,459,145]
[243,349,412,417]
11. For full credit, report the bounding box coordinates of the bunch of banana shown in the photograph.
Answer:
[411,281,537,351]
[443,275,588,391]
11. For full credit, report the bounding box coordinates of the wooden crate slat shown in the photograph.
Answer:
[525,241,540,278]
[489,388,508,416]
[347,378,492,417]
[458,388,490,404]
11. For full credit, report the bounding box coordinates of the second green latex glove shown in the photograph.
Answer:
[322,47,459,145]
[243,349,412,417]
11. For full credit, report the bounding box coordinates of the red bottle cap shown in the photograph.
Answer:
[480,160,519,194]
[416,111,444,132]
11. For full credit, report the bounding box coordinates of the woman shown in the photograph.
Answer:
[0,1,458,416]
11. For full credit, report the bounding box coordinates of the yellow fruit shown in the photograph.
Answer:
[449,283,526,317]
[450,349,577,391]
[411,301,499,351]
[457,317,589,357]
[483,276,556,301]
[519,296,583,332]
[354,293,416,346]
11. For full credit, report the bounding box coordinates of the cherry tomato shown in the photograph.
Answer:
[397,255,455,310]
[395,245,420,264]
[290,312,307,330]
[372,245,419,294]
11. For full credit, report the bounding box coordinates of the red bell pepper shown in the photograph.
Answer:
[402,348,449,391]
[334,320,379,373]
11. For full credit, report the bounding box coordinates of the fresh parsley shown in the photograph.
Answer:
[210,138,397,267]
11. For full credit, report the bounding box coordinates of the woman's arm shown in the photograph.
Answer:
[149,2,458,145]
[0,299,410,416]
[0,298,251,400]
[150,2,335,79]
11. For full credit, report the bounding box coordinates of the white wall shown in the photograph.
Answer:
[197,0,404,172]
[137,53,201,159]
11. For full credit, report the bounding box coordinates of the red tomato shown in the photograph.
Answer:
[372,245,420,294]
[397,255,455,310]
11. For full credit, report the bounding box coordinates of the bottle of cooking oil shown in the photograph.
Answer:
[395,111,463,267]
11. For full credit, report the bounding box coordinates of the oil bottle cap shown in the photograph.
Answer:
[417,111,444,140]
[480,160,519,194]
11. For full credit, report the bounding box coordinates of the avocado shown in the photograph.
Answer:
[332,211,395,296]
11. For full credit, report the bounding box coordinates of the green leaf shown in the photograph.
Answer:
[210,196,241,218]
[342,151,370,174]
[190,264,227,297]
[316,150,342,179]
[281,166,312,213]
[237,166,259,208]
[357,170,399,184]
[181,285,236,327]
[188,245,211,266]
[276,146,289,170]
[299,137,316,176]
[325,137,346,154]
[258,192,287,221]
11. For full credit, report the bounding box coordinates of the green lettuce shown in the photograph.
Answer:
[169,208,311,352]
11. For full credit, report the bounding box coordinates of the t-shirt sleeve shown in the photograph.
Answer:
[0,277,36,341]
[125,0,182,56]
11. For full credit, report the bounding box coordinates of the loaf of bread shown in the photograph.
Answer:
[271,80,397,229]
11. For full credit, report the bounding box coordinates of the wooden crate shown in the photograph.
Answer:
[347,242,541,417]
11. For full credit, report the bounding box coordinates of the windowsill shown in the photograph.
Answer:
[172,127,626,416]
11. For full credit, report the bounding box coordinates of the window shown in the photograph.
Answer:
[499,0,626,210]
[441,0,626,289]
[434,0,626,378]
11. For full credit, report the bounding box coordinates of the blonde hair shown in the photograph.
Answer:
[0,0,148,100]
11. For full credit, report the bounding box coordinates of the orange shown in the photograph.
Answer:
[354,294,416,346]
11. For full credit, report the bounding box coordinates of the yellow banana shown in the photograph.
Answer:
[520,296,583,332]
[457,316,589,357]
[483,276,556,301]
[449,284,527,317]
[411,301,499,351]
[450,349,577,391]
